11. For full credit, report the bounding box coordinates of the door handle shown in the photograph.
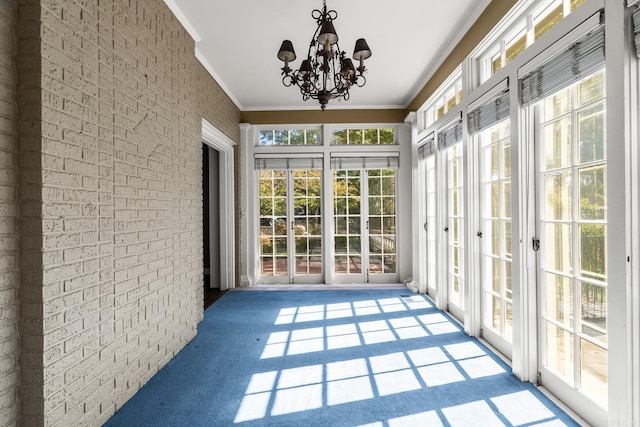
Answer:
[444,226,449,232]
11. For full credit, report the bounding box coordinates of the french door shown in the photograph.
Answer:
[258,169,323,284]
[333,167,398,283]
[535,69,608,416]
[444,144,465,319]
[478,119,513,356]
[425,155,438,298]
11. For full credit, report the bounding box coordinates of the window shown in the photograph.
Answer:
[418,67,462,132]
[332,128,395,145]
[259,129,321,146]
[477,0,589,84]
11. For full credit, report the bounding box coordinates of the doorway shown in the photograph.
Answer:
[203,144,224,307]
[202,118,236,297]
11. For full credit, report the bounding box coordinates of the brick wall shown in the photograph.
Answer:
[10,0,241,425]
[0,1,21,426]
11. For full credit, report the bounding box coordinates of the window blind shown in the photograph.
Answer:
[418,137,436,159]
[634,6,640,57]
[330,156,399,170]
[520,25,605,106]
[254,156,322,170]
[437,120,463,150]
[467,89,510,134]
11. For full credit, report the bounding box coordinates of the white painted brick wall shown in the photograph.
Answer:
[12,0,240,426]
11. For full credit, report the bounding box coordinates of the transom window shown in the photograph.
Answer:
[418,67,462,132]
[479,0,588,83]
[332,128,395,145]
[259,129,322,146]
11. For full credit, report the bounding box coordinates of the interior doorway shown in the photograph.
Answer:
[203,144,223,307]
[201,119,236,305]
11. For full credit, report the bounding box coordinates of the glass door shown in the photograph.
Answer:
[333,169,363,280]
[333,167,398,283]
[259,169,323,284]
[444,144,465,319]
[425,156,438,298]
[478,119,513,356]
[536,69,608,412]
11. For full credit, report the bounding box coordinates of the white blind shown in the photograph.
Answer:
[330,156,399,169]
[634,6,640,57]
[520,25,605,106]
[467,89,510,134]
[437,121,463,150]
[418,137,436,159]
[254,156,322,170]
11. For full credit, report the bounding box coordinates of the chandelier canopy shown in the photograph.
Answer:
[277,0,372,110]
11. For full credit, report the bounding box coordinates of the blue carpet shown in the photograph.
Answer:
[104,289,579,426]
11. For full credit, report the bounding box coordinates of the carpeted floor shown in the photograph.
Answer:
[104,289,581,426]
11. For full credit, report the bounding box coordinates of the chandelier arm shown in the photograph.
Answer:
[282,73,296,87]
[355,75,367,88]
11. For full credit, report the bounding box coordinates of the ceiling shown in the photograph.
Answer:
[164,0,491,112]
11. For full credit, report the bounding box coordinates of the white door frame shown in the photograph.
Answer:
[202,119,236,290]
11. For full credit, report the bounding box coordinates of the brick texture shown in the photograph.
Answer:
[0,1,22,426]
[10,0,241,425]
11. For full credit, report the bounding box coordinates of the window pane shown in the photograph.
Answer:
[369,176,381,196]
[545,272,574,327]
[544,170,573,220]
[333,129,347,145]
[544,88,572,121]
[364,129,378,145]
[505,221,512,259]
[579,224,606,281]
[306,129,321,145]
[348,129,363,144]
[382,177,395,195]
[259,130,274,145]
[543,223,573,274]
[546,322,574,384]
[503,182,511,217]
[290,130,304,145]
[580,339,608,403]
[349,256,362,274]
[274,199,287,217]
[580,282,607,344]
[379,128,394,144]
[579,166,606,221]
[383,255,396,273]
[274,130,287,145]
[535,4,563,41]
[579,71,605,107]
[578,104,606,164]
[503,144,511,179]
[506,33,526,63]
[369,217,381,234]
[544,118,572,170]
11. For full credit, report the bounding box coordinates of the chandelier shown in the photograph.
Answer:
[277,0,372,110]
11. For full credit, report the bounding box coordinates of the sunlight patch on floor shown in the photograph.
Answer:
[261,306,462,360]
[235,295,570,426]
[274,296,433,325]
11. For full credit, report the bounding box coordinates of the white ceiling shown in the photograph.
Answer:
[164,0,490,111]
